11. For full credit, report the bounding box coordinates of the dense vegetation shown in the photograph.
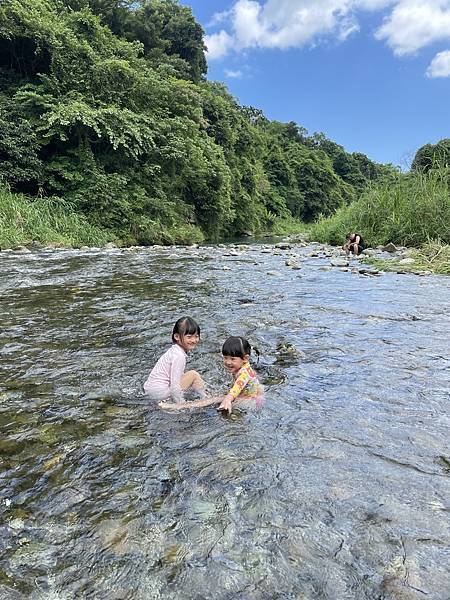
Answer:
[310,165,450,248]
[0,0,396,247]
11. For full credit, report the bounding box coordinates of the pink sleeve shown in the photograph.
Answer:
[228,367,251,399]
[169,351,186,403]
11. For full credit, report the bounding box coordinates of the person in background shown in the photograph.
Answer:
[344,233,365,256]
[144,316,205,403]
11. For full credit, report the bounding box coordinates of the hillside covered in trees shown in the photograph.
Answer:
[0,0,412,246]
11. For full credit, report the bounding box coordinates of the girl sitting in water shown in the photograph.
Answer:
[159,336,263,413]
[144,316,205,403]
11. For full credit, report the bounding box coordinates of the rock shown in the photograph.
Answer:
[14,246,32,254]
[104,242,118,250]
[358,268,380,276]
[240,230,253,237]
[274,242,291,250]
[319,266,332,271]
[330,258,349,267]
[285,260,301,269]
[399,257,415,264]
[339,267,349,272]
[382,242,398,253]
[362,248,376,256]
[26,241,44,250]
[267,270,281,276]
[287,234,308,243]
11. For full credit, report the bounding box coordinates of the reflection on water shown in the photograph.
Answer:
[1,244,449,599]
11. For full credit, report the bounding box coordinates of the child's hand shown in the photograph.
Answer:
[217,396,233,414]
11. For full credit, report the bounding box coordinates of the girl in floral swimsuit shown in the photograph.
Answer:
[159,336,263,413]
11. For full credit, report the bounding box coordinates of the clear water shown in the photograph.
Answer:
[0,244,449,599]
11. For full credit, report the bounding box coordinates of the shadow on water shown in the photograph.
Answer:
[0,244,449,599]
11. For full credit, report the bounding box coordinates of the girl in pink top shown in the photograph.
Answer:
[159,336,263,413]
[144,317,205,403]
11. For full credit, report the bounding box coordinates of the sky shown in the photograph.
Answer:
[181,0,450,167]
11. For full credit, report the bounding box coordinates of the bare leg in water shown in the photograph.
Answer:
[159,396,224,410]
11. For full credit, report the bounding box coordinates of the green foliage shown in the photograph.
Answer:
[0,0,402,247]
[364,241,450,275]
[310,167,450,247]
[0,184,112,248]
[0,94,43,189]
[412,139,450,173]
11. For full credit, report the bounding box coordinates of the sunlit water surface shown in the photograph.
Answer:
[0,244,449,599]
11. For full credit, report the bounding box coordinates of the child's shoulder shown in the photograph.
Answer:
[241,362,257,377]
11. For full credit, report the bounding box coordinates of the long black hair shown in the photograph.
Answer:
[172,316,200,343]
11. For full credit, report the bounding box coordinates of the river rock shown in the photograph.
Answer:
[382,242,398,253]
[287,234,308,243]
[358,268,380,276]
[26,241,44,250]
[285,259,301,269]
[267,270,281,276]
[274,242,291,250]
[362,248,377,256]
[14,246,32,254]
[104,242,118,250]
[330,257,349,267]
[399,257,415,264]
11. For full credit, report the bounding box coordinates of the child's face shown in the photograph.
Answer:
[223,354,249,376]
[175,333,200,352]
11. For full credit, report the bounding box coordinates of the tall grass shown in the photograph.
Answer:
[0,186,113,249]
[309,167,450,247]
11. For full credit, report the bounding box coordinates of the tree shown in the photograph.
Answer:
[412,139,450,173]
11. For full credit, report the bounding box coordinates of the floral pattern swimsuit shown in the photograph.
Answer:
[229,362,263,402]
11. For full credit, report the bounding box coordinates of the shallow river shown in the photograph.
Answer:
[0,242,449,600]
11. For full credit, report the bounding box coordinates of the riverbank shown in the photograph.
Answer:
[1,186,448,274]
[0,186,308,251]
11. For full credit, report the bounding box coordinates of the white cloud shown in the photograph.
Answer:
[205,30,235,59]
[207,9,233,27]
[426,49,450,76]
[224,69,244,77]
[206,0,450,69]
[375,1,450,55]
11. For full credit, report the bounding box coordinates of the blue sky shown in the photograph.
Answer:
[181,0,450,167]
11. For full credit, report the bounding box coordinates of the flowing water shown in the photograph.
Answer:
[0,243,449,600]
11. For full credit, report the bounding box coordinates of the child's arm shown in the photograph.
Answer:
[159,396,224,410]
[217,368,252,414]
[217,392,234,414]
[169,352,186,403]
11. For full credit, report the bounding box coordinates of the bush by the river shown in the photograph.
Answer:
[309,166,450,248]
[0,186,113,249]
